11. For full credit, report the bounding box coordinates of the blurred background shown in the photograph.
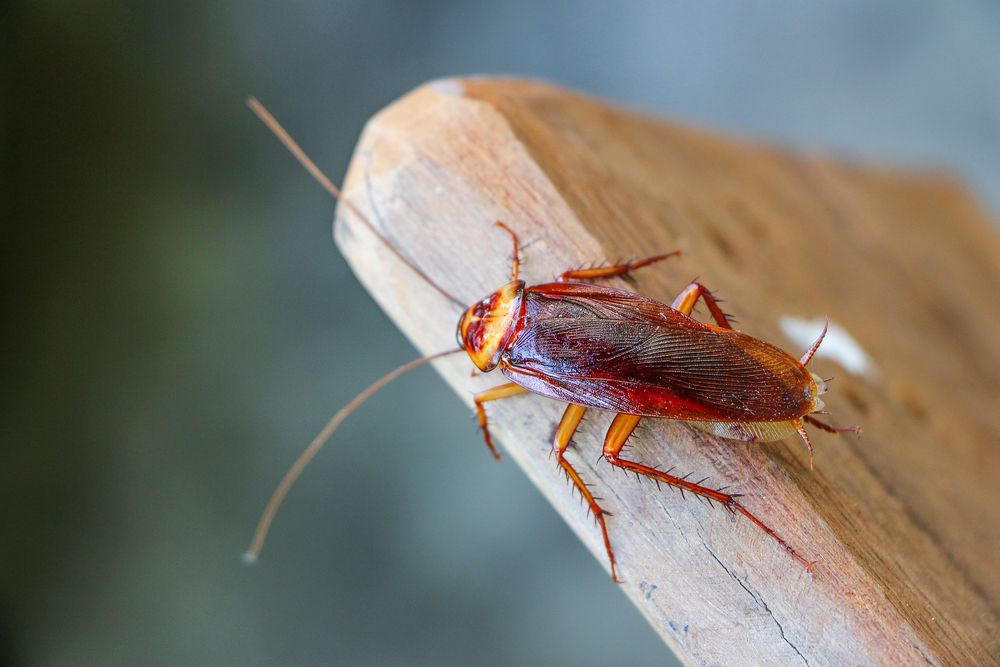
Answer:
[5,2,999,665]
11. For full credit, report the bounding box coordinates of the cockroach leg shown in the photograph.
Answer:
[804,415,863,437]
[473,382,529,460]
[603,413,813,571]
[671,282,732,329]
[552,404,620,582]
[799,320,828,366]
[793,419,815,470]
[556,251,681,283]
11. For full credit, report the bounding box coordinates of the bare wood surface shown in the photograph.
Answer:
[334,77,1000,666]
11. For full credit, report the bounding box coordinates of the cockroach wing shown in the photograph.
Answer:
[502,283,813,421]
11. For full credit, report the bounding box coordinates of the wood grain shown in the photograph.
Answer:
[334,77,1000,666]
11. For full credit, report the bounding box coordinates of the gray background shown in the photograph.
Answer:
[5,2,999,665]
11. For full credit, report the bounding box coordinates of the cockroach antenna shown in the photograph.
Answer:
[245,97,465,308]
[244,97,469,562]
[244,348,464,563]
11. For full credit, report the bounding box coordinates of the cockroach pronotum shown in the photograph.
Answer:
[244,98,861,582]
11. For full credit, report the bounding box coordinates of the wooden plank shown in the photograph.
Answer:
[333,77,1000,666]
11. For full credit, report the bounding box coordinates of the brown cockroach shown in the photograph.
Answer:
[244,98,860,582]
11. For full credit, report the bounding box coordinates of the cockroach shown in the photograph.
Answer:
[244,98,860,582]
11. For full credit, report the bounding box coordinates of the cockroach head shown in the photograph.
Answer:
[456,281,525,372]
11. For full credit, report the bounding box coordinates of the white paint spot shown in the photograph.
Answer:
[780,316,875,377]
[429,78,465,96]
